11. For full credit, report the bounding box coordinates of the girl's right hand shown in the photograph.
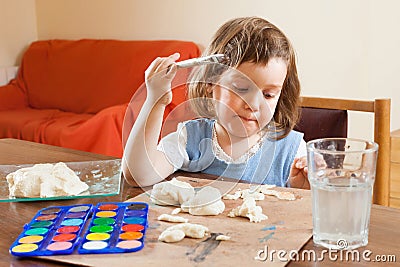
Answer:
[145,53,180,105]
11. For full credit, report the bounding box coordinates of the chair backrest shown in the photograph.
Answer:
[296,96,391,206]
[294,107,348,142]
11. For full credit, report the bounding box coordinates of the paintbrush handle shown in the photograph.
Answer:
[166,54,226,73]
[175,54,226,68]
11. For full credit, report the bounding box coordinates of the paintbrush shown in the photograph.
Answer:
[167,54,227,73]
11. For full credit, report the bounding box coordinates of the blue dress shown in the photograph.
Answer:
[180,118,303,186]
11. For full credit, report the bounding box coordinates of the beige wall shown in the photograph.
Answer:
[0,0,37,67]
[2,0,400,139]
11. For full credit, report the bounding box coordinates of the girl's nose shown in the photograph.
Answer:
[243,90,262,111]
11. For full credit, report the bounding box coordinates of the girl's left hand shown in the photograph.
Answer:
[288,156,310,189]
[145,53,180,105]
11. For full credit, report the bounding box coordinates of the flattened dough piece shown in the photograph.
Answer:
[262,189,295,201]
[276,191,296,201]
[157,214,188,223]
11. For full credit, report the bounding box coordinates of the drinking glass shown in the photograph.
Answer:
[307,138,378,250]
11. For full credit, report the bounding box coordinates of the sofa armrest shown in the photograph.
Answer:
[0,79,28,111]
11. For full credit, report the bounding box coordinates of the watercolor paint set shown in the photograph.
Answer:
[9,202,149,256]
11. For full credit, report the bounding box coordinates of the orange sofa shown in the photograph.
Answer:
[0,39,201,157]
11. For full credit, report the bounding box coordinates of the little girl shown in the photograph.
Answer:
[123,16,309,189]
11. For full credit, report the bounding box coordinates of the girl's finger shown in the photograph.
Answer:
[154,53,181,74]
[295,156,307,169]
[145,57,164,77]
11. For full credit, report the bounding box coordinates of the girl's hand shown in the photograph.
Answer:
[145,53,180,105]
[288,156,310,189]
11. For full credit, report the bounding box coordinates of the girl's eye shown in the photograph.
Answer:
[234,87,248,93]
[263,92,275,99]
[231,83,249,93]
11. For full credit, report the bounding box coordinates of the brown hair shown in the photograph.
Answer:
[188,16,300,139]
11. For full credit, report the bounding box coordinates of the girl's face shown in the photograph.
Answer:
[211,58,287,138]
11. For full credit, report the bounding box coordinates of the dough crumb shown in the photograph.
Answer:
[171,208,181,215]
[216,234,231,241]
[157,214,188,223]
[228,197,268,223]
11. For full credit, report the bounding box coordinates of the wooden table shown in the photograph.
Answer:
[1,138,399,266]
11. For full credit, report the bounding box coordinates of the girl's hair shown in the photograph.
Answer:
[188,16,300,139]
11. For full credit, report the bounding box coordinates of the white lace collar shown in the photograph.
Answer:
[211,126,267,164]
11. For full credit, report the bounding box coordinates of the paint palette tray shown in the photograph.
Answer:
[0,159,122,202]
[10,204,93,256]
[9,202,149,256]
[78,202,148,253]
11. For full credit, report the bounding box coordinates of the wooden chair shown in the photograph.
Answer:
[295,96,391,206]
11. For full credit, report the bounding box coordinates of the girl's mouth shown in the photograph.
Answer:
[238,115,257,122]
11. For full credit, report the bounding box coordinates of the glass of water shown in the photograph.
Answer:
[307,138,378,250]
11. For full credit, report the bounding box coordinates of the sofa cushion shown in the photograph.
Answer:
[0,105,127,157]
[20,39,200,114]
[0,79,28,111]
[0,108,62,139]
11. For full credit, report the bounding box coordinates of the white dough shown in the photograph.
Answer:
[275,191,296,201]
[182,186,225,216]
[222,189,242,200]
[258,184,276,193]
[6,162,89,198]
[216,235,231,241]
[171,208,182,215]
[262,189,279,197]
[158,223,209,243]
[240,189,265,201]
[150,178,195,206]
[157,214,188,223]
[228,197,268,223]
[166,223,209,238]
[158,229,185,243]
[262,189,295,201]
